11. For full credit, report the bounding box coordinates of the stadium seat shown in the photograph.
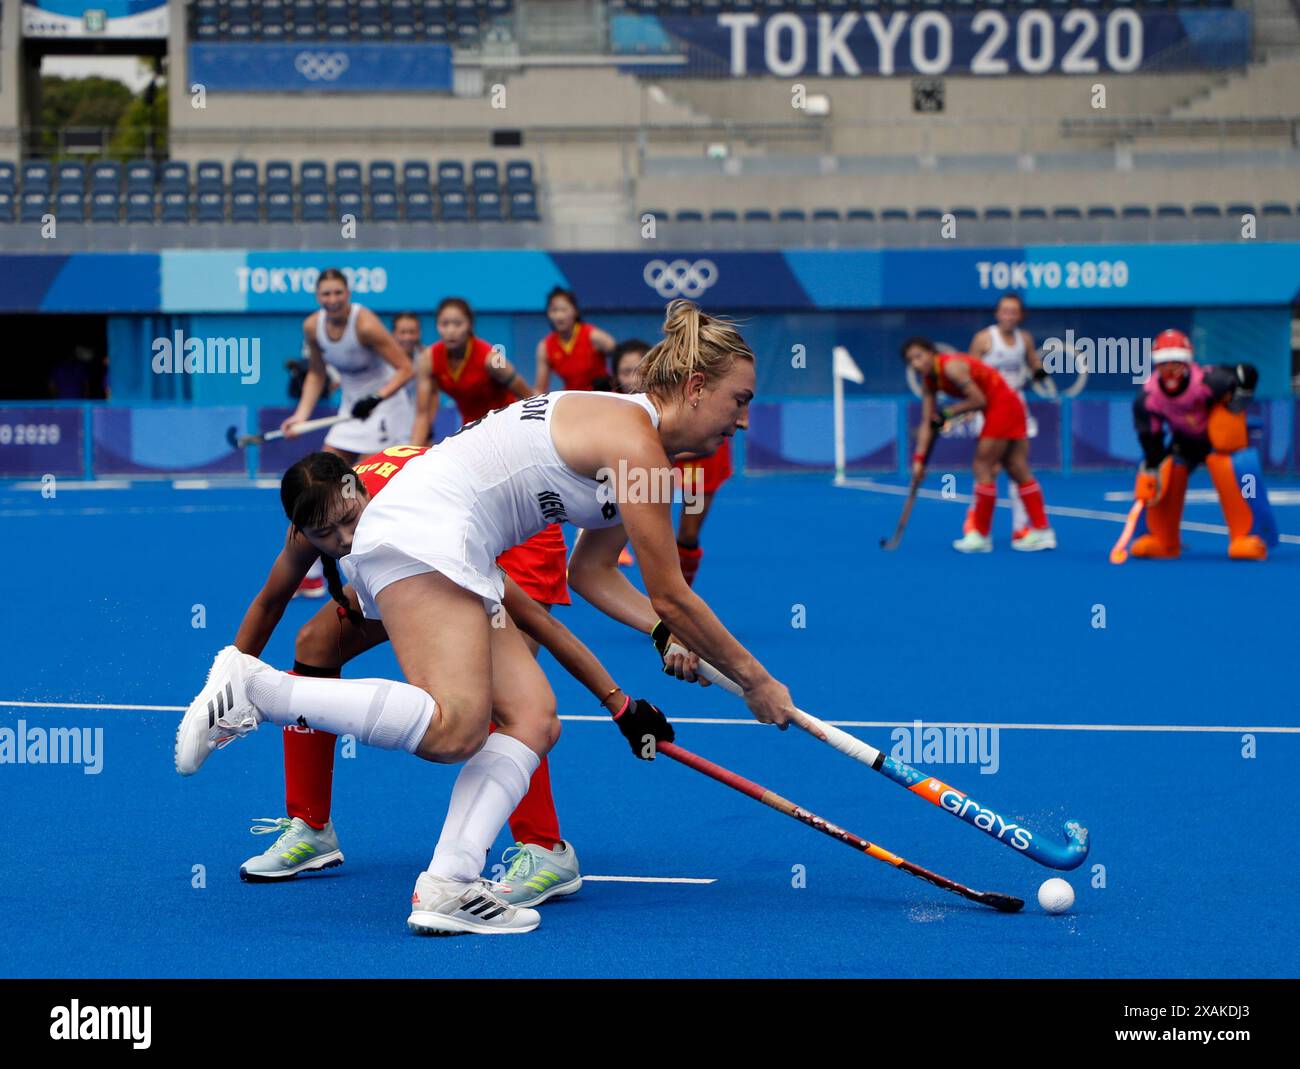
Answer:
[743,209,772,222]
[915,207,943,222]
[370,189,400,222]
[1261,202,1292,217]
[438,161,467,192]
[20,191,49,222]
[777,209,807,222]
[505,161,534,192]
[266,189,296,222]
[126,191,156,223]
[0,162,15,193]
[1155,204,1187,218]
[334,161,364,194]
[471,160,500,194]
[89,191,120,223]
[22,161,52,194]
[231,161,259,193]
[812,209,842,222]
[1121,205,1153,219]
[404,160,432,192]
[300,161,328,192]
[126,159,156,192]
[983,206,1012,220]
[265,161,294,192]
[90,161,121,192]
[337,190,364,220]
[508,189,540,221]
[196,190,226,222]
[54,163,85,195]
[196,160,225,192]
[1225,203,1257,219]
[1017,206,1048,220]
[845,209,875,222]
[404,189,435,221]
[474,190,504,220]
[369,161,398,193]
[709,209,739,222]
[1052,206,1083,219]
[676,209,705,222]
[880,208,909,221]
[1086,205,1117,219]
[231,190,261,222]
[160,191,190,223]
[1191,203,1223,218]
[55,190,85,222]
[440,189,470,221]
[0,191,14,222]
[301,190,330,222]
[950,207,979,221]
[160,161,189,193]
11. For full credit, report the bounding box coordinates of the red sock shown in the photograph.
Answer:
[284,666,339,830]
[488,723,562,848]
[1017,479,1048,529]
[677,542,703,586]
[973,482,997,536]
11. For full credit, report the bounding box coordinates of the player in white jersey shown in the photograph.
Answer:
[966,294,1054,538]
[175,299,798,935]
[282,268,415,461]
[282,270,416,597]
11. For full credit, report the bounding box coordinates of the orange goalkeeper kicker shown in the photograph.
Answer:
[1109,499,1145,564]
[657,741,1023,913]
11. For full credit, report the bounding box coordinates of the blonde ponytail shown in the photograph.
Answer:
[637,299,754,399]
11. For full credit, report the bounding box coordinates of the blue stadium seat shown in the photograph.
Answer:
[471,160,500,193]
[370,189,400,221]
[845,209,875,222]
[424,21,450,42]
[1017,206,1048,220]
[812,208,842,222]
[160,191,190,223]
[161,161,189,192]
[983,206,1013,220]
[1086,205,1117,219]
[194,21,220,40]
[334,161,364,194]
[914,207,943,222]
[22,161,52,193]
[126,191,156,223]
[266,189,296,222]
[196,190,226,222]
[56,161,85,192]
[0,191,14,222]
[126,159,156,192]
[777,209,807,222]
[266,161,294,191]
[880,208,909,221]
[710,209,739,222]
[89,191,120,222]
[505,160,534,191]
[1156,204,1187,218]
[1051,206,1083,219]
[369,161,397,192]
[337,190,364,220]
[55,190,85,222]
[231,190,261,222]
[438,161,467,192]
[301,190,330,222]
[1225,203,1257,219]
[742,209,772,222]
[231,161,259,193]
[1121,205,1152,219]
[20,191,49,222]
[501,189,533,222]
[474,190,504,220]
[1261,202,1292,217]
[292,22,318,40]
[0,162,15,193]
[676,209,705,222]
[196,160,225,192]
[950,207,979,220]
[300,161,328,192]
[404,160,431,191]
[1191,203,1223,218]
[439,189,470,221]
[404,189,435,221]
[90,161,121,192]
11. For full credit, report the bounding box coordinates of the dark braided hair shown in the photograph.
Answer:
[280,451,365,624]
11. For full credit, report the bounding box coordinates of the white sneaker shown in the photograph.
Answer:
[407,872,541,936]
[1011,527,1057,552]
[174,645,266,776]
[952,530,993,553]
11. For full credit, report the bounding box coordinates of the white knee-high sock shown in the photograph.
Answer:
[428,733,541,883]
[245,669,434,753]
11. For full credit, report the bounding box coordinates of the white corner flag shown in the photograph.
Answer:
[831,346,864,483]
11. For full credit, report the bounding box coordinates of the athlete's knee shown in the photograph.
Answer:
[414,688,491,763]
[294,614,343,668]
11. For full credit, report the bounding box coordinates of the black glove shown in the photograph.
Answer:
[1234,363,1259,393]
[613,698,675,759]
[929,407,951,433]
[350,394,382,421]
[285,358,310,400]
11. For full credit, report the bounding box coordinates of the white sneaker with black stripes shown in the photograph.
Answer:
[174,645,266,777]
[407,871,541,936]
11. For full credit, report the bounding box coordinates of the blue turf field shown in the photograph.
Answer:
[1,470,1296,978]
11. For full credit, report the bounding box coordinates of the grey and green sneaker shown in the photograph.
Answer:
[239,817,344,882]
[495,840,582,906]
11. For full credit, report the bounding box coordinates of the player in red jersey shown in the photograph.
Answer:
[611,338,740,584]
[534,287,617,393]
[903,336,1056,553]
[226,446,683,908]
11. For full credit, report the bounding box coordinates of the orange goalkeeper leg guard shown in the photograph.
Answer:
[1130,456,1186,560]
[1206,452,1268,561]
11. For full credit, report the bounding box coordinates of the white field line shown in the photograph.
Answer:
[2,701,1295,733]
[835,476,1300,545]
[581,876,716,884]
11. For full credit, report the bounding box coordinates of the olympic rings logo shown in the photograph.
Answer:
[294,51,350,82]
[643,259,719,299]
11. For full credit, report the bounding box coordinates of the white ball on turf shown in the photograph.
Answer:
[1037,878,1075,914]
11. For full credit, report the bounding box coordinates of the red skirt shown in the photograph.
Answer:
[497,524,570,605]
